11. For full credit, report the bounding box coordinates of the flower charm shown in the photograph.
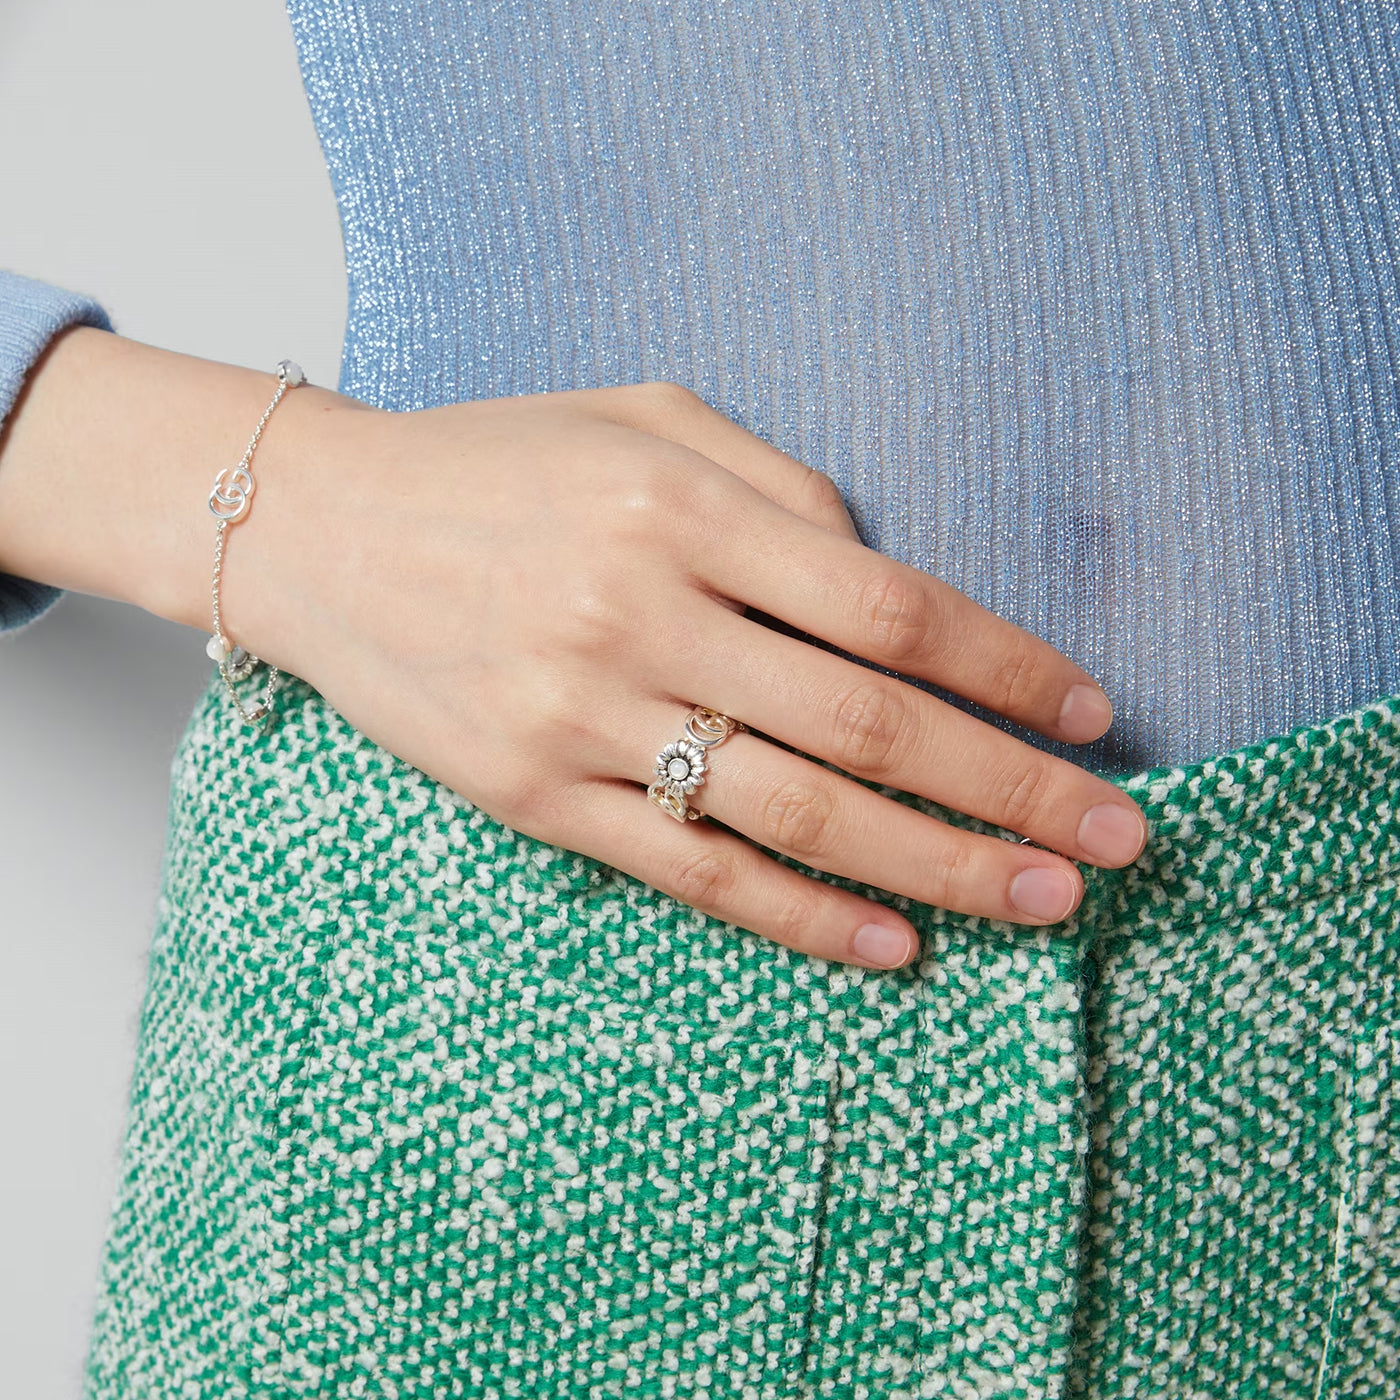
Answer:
[647,709,745,822]
[207,632,258,681]
[654,739,708,794]
[224,645,258,682]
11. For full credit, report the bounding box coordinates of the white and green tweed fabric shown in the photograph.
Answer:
[83,673,1399,1399]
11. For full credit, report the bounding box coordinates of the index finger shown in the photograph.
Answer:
[686,466,1116,746]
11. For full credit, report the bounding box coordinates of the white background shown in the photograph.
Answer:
[0,2,345,1390]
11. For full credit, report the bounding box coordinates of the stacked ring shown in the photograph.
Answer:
[646,707,747,822]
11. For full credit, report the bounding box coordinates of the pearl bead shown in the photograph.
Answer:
[206,633,229,661]
[277,359,305,388]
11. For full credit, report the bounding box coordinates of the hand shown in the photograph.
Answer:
[249,380,1147,969]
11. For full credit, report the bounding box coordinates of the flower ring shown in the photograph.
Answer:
[647,708,746,823]
[654,739,709,794]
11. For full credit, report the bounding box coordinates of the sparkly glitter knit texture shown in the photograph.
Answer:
[2,2,1400,771]
[0,2,1397,1395]
[79,669,1398,1398]
[289,0,1400,775]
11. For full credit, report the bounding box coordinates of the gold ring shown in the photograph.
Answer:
[646,707,747,822]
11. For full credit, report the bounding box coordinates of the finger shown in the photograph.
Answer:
[553,774,922,968]
[655,599,1148,869]
[574,692,1092,953]
[654,724,1089,926]
[682,469,1115,745]
[582,379,863,542]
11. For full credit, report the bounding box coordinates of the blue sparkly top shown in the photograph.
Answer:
[3,0,1399,774]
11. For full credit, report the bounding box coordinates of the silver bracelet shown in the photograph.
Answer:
[205,358,305,727]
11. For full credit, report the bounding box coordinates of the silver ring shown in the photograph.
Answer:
[646,706,746,822]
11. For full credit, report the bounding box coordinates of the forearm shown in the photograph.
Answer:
[0,327,357,644]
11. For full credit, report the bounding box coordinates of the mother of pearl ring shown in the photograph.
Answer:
[646,707,747,822]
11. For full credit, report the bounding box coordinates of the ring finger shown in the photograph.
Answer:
[602,695,1088,937]
[661,599,1147,868]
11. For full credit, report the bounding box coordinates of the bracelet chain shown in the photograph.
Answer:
[206,358,305,728]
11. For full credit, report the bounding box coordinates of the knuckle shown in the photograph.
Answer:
[609,455,685,522]
[670,848,738,913]
[992,643,1050,716]
[632,378,702,419]
[800,466,849,522]
[995,757,1056,834]
[760,777,839,863]
[763,885,825,953]
[829,679,910,777]
[524,670,591,747]
[559,582,628,648]
[517,783,571,836]
[920,837,977,912]
[485,764,559,833]
[856,566,939,664]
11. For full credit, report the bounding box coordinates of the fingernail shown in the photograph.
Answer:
[1008,867,1079,922]
[1059,684,1114,742]
[1077,802,1148,865]
[853,923,914,967]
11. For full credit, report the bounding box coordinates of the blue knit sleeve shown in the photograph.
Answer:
[0,269,113,635]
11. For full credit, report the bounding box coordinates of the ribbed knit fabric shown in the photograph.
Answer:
[284,0,1400,775]
[0,269,111,633]
[2,9,1397,1392]
[80,666,1399,1397]
[1,4,1397,773]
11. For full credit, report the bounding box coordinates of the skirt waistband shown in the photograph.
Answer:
[1080,690,1400,932]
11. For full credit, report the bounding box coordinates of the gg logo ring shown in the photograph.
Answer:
[647,707,747,823]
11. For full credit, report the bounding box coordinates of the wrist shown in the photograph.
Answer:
[0,320,389,693]
[200,382,386,681]
[0,328,352,637]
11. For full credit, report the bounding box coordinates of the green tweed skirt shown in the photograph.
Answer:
[83,672,1399,1399]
